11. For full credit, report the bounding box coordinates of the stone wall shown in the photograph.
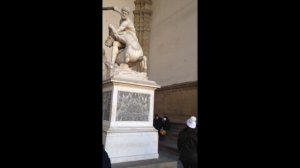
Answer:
[148,0,198,86]
[154,81,197,123]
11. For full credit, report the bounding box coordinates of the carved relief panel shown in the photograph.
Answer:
[116,91,150,121]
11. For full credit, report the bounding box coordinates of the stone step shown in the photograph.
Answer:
[170,125,185,131]
[167,124,185,139]
[112,160,177,168]
[159,135,177,143]
[159,139,178,155]
[158,123,184,154]
[159,146,178,156]
[157,122,186,158]
[160,130,176,137]
[169,125,185,132]
[112,156,177,168]
[169,130,180,137]
[167,134,178,141]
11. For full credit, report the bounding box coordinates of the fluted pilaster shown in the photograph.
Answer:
[133,0,152,72]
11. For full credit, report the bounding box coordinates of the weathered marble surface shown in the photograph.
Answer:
[109,63,148,81]
[103,91,112,121]
[103,5,147,81]
[116,91,150,121]
[104,128,158,163]
[102,76,160,164]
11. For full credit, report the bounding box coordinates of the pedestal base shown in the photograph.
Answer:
[103,127,159,163]
[102,77,160,164]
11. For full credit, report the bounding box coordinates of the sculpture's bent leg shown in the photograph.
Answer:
[139,56,147,72]
[111,41,121,66]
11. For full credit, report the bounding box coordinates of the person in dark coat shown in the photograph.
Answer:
[153,114,163,131]
[102,145,111,168]
[177,116,198,168]
[159,115,171,140]
[162,116,171,131]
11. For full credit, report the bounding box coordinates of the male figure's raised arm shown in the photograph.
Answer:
[102,7,113,10]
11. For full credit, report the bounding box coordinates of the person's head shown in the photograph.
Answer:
[154,113,159,119]
[186,116,197,129]
[121,7,130,19]
[163,116,168,121]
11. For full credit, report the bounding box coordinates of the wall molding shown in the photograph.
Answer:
[157,81,198,91]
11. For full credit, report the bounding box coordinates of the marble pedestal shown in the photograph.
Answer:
[102,76,160,163]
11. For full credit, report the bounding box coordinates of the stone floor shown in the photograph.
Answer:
[111,149,183,168]
[158,149,183,168]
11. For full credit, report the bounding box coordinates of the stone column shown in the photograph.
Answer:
[133,0,152,72]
